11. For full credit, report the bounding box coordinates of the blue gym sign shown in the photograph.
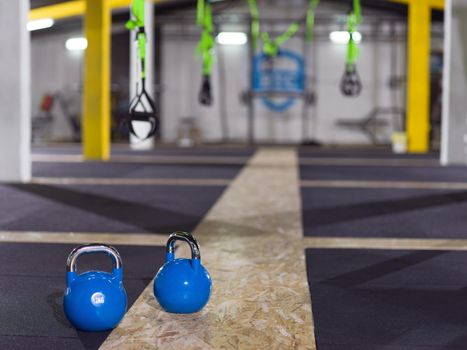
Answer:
[252,49,305,112]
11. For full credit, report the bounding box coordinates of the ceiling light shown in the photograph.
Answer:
[216,32,248,45]
[65,37,88,51]
[329,31,362,45]
[27,18,54,32]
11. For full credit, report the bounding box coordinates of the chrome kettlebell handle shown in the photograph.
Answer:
[167,232,201,260]
[66,244,123,273]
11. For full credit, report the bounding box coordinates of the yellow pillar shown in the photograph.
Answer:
[82,0,111,160]
[406,0,431,153]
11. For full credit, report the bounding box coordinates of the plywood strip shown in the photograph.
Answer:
[303,236,467,251]
[300,158,438,167]
[0,231,167,246]
[32,154,249,165]
[31,177,230,186]
[0,231,168,246]
[301,179,467,190]
[102,148,316,349]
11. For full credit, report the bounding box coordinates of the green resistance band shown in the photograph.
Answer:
[306,0,320,42]
[346,0,362,67]
[196,0,215,76]
[340,0,363,97]
[197,0,205,27]
[261,22,299,57]
[126,0,147,78]
[247,0,260,50]
[247,0,319,56]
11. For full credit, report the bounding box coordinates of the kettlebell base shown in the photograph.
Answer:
[160,306,204,314]
[73,325,116,333]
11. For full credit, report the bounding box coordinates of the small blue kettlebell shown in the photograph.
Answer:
[63,244,127,332]
[154,232,212,313]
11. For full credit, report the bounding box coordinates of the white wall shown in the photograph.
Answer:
[31,24,407,145]
[31,30,84,141]
[29,4,443,147]
[441,0,467,165]
[0,0,31,182]
[160,21,408,145]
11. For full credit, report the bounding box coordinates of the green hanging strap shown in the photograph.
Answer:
[306,0,320,42]
[196,0,205,27]
[346,0,362,67]
[126,0,147,78]
[196,0,214,76]
[247,0,260,50]
[341,0,363,97]
[246,0,300,57]
[125,0,159,140]
[196,0,215,105]
[261,22,300,57]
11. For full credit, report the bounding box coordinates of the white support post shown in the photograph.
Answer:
[129,0,155,150]
[0,0,31,182]
[441,0,467,165]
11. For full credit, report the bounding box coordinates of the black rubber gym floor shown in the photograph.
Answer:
[23,146,466,349]
[0,184,225,233]
[300,165,467,182]
[306,248,467,350]
[33,162,244,179]
[301,187,467,238]
[0,242,165,350]
[299,148,438,159]
[32,145,256,157]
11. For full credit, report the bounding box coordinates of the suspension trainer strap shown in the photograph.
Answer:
[341,0,363,97]
[346,0,362,67]
[196,0,214,76]
[126,0,147,78]
[247,0,260,50]
[196,0,205,27]
[196,0,215,105]
[126,0,159,139]
[306,0,320,42]
[246,0,300,57]
[261,22,299,57]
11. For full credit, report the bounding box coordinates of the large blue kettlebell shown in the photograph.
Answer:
[63,244,127,332]
[154,232,212,313]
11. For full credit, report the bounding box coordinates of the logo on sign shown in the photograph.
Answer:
[252,49,305,112]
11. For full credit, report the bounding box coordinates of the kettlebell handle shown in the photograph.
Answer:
[66,244,123,273]
[167,231,201,260]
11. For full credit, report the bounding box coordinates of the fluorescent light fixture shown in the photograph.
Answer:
[216,32,248,45]
[27,18,54,32]
[329,31,362,45]
[65,37,88,51]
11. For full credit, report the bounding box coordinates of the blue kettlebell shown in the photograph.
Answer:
[154,232,212,313]
[63,244,127,332]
